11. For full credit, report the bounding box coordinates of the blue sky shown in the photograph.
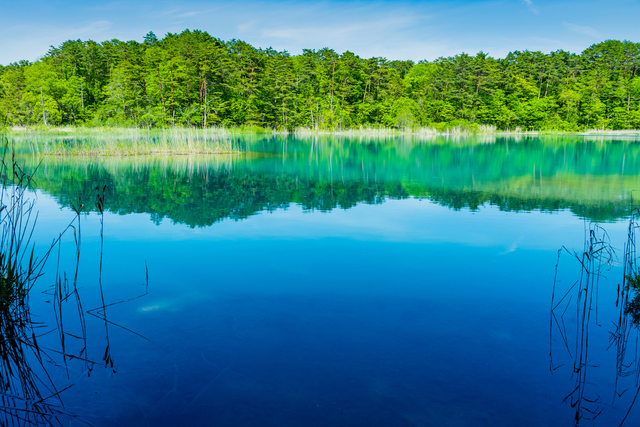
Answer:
[1,0,639,65]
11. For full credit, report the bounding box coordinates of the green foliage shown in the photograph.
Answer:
[2,33,640,130]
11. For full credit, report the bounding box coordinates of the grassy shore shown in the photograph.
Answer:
[7,127,241,156]
[7,124,640,136]
[2,125,640,158]
[294,125,640,137]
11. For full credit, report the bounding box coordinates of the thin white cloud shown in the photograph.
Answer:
[88,1,131,12]
[12,20,113,39]
[563,22,600,38]
[523,0,538,14]
[74,20,113,36]
[259,13,424,52]
[0,20,113,63]
[238,21,257,33]
[177,11,199,18]
[150,5,231,20]
[148,8,181,19]
[262,22,375,41]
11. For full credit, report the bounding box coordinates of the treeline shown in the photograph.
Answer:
[2,30,640,131]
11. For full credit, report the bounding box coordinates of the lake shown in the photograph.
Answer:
[6,133,640,426]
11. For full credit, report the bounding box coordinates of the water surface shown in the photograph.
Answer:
[13,134,640,426]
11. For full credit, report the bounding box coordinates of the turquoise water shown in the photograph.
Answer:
[13,134,640,425]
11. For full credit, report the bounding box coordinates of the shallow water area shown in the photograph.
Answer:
[8,133,640,426]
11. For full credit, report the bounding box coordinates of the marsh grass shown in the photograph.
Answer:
[299,124,639,137]
[7,124,273,136]
[0,146,81,424]
[5,124,640,139]
[551,211,640,426]
[37,127,239,157]
[294,124,502,136]
[615,209,640,426]
[0,138,149,424]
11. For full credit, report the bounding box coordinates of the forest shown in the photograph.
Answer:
[1,30,640,131]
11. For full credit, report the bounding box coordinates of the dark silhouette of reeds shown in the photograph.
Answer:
[613,209,640,426]
[551,210,640,426]
[0,143,81,425]
[86,185,150,346]
[0,138,148,425]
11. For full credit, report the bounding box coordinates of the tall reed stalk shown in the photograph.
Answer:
[0,143,78,424]
[0,138,148,425]
[42,127,239,156]
[551,211,640,426]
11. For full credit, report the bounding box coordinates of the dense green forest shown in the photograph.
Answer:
[2,30,640,131]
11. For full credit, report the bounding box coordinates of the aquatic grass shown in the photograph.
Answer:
[0,144,120,424]
[551,222,613,423]
[3,126,246,157]
[615,209,640,426]
[294,124,640,137]
[42,127,239,157]
[294,124,502,137]
[550,210,640,425]
[7,124,274,138]
[0,138,150,424]
[46,139,235,157]
[0,145,81,424]
[6,124,640,138]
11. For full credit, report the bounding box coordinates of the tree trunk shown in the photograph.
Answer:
[330,61,336,114]
[204,79,208,128]
[40,87,47,126]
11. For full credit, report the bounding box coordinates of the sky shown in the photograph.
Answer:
[1,0,640,66]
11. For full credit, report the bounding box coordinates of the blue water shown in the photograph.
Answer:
[24,196,630,426]
[17,135,640,426]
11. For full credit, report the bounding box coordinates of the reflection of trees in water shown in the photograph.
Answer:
[27,140,640,228]
[551,211,640,425]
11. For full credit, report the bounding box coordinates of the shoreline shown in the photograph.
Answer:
[4,126,640,138]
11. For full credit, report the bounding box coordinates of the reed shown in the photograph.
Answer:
[551,211,640,426]
[0,144,78,424]
[5,124,274,138]
[0,138,149,424]
[292,123,538,137]
[38,127,239,157]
